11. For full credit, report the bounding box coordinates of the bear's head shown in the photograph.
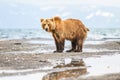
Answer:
[40,16,61,32]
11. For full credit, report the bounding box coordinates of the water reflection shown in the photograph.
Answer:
[42,59,87,80]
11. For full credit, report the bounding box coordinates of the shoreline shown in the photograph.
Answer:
[0,38,120,80]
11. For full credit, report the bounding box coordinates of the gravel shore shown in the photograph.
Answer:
[0,38,120,80]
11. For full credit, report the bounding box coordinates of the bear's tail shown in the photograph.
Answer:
[86,28,90,31]
[82,27,90,33]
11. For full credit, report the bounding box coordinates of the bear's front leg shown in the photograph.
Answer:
[53,34,60,53]
[53,39,65,53]
[59,39,65,52]
[53,39,60,53]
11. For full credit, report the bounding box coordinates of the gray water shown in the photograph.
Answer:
[0,28,120,41]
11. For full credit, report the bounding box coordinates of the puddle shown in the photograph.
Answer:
[0,73,46,80]
[84,48,120,52]
[84,53,120,77]
[0,66,52,80]
[84,48,101,52]
[0,54,120,80]
[0,59,87,80]
[43,59,87,80]
[42,68,87,80]
[85,41,105,45]
[26,40,120,53]
[28,40,105,45]
[0,66,53,74]
[42,54,120,80]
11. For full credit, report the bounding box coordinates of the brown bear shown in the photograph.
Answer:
[40,16,89,53]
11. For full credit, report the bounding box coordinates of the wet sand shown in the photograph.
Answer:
[0,38,120,80]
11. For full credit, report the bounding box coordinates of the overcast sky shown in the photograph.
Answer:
[0,0,119,8]
[1,0,120,7]
[0,0,120,28]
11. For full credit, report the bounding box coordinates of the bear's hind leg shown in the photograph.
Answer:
[74,39,83,52]
[66,40,76,52]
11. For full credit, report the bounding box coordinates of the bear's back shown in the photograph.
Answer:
[62,18,88,40]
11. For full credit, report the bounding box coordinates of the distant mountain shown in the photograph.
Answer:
[0,3,120,29]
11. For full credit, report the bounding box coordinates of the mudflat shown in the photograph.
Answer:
[0,38,120,80]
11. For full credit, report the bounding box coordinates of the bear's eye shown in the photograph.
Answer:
[42,24,46,27]
[48,24,51,27]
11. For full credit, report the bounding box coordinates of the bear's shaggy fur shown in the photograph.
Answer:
[40,16,89,52]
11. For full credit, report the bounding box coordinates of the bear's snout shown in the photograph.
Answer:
[45,28,48,31]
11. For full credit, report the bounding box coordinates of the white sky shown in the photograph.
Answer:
[1,0,120,7]
[0,0,119,28]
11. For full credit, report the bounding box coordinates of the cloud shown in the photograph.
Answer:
[9,10,19,15]
[85,13,94,20]
[115,19,120,23]
[40,6,66,12]
[9,3,18,7]
[61,12,71,17]
[86,10,114,20]
[55,12,71,18]
[9,10,26,16]
[40,6,54,11]
[1,0,120,8]
[21,12,26,15]
[95,10,114,17]
[58,7,66,12]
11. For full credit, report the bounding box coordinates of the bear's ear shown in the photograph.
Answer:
[51,16,61,30]
[53,16,61,23]
[40,18,44,22]
[50,18,54,22]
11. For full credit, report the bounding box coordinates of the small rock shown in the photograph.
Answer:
[39,60,47,62]
[14,43,22,45]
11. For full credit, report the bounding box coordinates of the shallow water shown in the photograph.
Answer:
[0,73,46,80]
[0,66,53,74]
[84,53,120,77]
[0,53,120,80]
[27,39,105,45]
[42,53,120,80]
[42,58,87,80]
[26,40,106,53]
[84,41,105,45]
[84,48,120,52]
